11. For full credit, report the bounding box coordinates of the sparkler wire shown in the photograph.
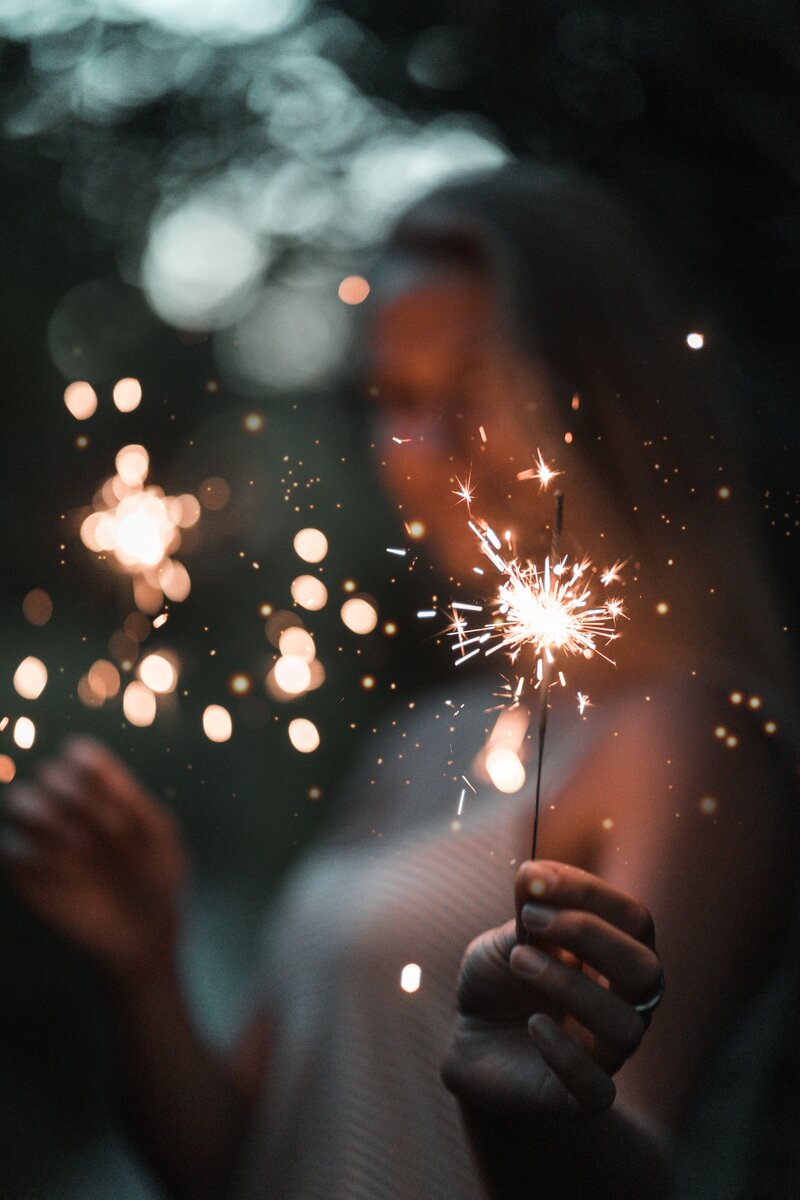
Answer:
[531,491,563,861]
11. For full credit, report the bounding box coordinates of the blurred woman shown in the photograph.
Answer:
[3,165,796,1200]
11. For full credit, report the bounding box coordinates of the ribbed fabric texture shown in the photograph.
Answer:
[230,680,576,1200]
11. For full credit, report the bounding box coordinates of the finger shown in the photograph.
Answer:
[528,1014,616,1112]
[442,1019,576,1114]
[516,861,656,947]
[4,783,90,852]
[509,943,646,1056]
[35,762,132,844]
[518,902,663,1006]
[61,737,164,831]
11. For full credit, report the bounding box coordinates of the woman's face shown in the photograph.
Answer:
[365,265,561,579]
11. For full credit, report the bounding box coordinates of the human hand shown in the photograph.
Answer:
[442,861,663,1114]
[2,737,187,983]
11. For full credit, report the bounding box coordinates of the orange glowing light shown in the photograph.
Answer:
[0,755,16,783]
[400,963,422,993]
[338,275,370,305]
[13,717,36,750]
[22,588,53,626]
[485,746,526,793]
[202,704,232,743]
[87,659,121,700]
[112,377,143,413]
[274,655,312,696]
[138,653,177,694]
[288,717,320,753]
[340,597,378,634]
[123,681,157,727]
[13,656,48,700]
[278,627,316,661]
[199,477,231,510]
[290,575,328,611]
[64,381,97,420]
[293,528,329,563]
[243,412,265,433]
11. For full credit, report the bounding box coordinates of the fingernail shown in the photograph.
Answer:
[521,902,556,931]
[528,865,558,897]
[510,944,548,979]
[528,1013,558,1045]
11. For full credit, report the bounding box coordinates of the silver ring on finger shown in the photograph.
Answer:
[634,975,665,1014]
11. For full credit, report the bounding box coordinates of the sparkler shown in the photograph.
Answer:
[443,484,625,855]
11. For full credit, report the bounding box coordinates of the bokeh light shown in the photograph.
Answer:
[13,656,48,700]
[278,626,316,661]
[22,588,53,626]
[400,963,422,993]
[122,680,157,727]
[115,444,150,487]
[288,717,320,753]
[293,527,328,563]
[338,275,370,304]
[290,574,328,611]
[138,652,178,694]
[113,377,143,412]
[87,659,121,701]
[485,746,526,794]
[0,755,16,783]
[13,717,36,750]
[273,655,312,695]
[64,381,97,421]
[202,704,233,743]
[340,596,378,634]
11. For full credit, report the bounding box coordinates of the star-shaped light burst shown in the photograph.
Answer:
[452,470,475,507]
[516,447,563,491]
[489,555,624,670]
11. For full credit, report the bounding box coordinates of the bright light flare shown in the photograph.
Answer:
[400,963,422,993]
[123,681,157,727]
[13,717,36,750]
[290,575,328,611]
[13,657,48,700]
[288,717,320,753]
[203,704,232,743]
[340,597,378,634]
[452,472,475,506]
[64,381,97,421]
[293,528,328,563]
[113,378,143,412]
[139,653,178,694]
[516,448,562,491]
[485,746,526,793]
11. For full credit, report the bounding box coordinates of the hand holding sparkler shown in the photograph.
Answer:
[442,860,663,1114]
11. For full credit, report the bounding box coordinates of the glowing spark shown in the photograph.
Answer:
[453,472,475,507]
[577,692,591,715]
[392,436,411,444]
[488,556,623,665]
[386,547,407,556]
[600,559,627,586]
[479,426,487,443]
[457,788,466,815]
[516,448,563,491]
[417,609,437,618]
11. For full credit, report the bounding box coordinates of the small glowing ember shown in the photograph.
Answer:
[400,963,422,993]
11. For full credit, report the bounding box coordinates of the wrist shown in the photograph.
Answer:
[98,931,182,1001]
